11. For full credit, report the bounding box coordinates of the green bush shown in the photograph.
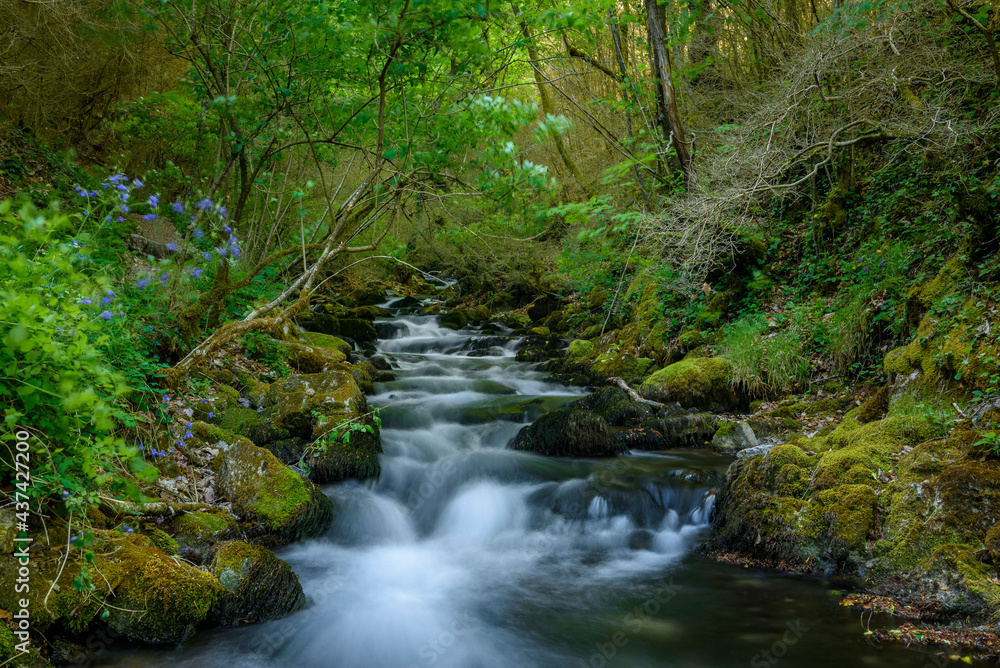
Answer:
[720,316,810,398]
[0,200,156,510]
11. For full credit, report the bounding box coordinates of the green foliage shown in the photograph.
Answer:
[241,331,290,378]
[0,200,156,509]
[720,316,811,398]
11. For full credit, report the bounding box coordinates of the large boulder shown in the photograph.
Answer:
[278,340,346,373]
[210,542,305,626]
[509,409,626,458]
[259,367,382,482]
[639,357,741,412]
[218,438,333,545]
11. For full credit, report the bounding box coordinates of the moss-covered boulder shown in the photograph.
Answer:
[261,366,366,438]
[170,511,240,563]
[298,331,352,357]
[218,439,333,545]
[639,357,741,412]
[103,535,225,644]
[278,340,347,373]
[337,318,378,345]
[440,310,468,330]
[306,421,382,483]
[510,409,626,457]
[210,542,305,626]
[708,444,815,562]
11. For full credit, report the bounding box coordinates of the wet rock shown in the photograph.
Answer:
[440,310,468,330]
[736,443,776,460]
[170,511,240,564]
[298,331,353,358]
[510,409,627,458]
[279,340,347,373]
[210,541,305,625]
[712,420,760,454]
[103,535,225,644]
[337,318,378,345]
[218,438,333,545]
[639,357,741,412]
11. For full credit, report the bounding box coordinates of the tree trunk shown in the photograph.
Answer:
[644,0,692,187]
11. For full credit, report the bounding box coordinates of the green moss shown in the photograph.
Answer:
[104,535,225,644]
[220,442,333,544]
[299,332,352,356]
[0,625,13,659]
[566,339,593,359]
[217,385,240,402]
[144,527,178,555]
[590,352,654,383]
[191,421,240,445]
[769,401,807,419]
[677,330,703,350]
[440,311,468,330]
[210,541,305,625]
[171,511,239,561]
[529,326,551,336]
[809,484,877,550]
[639,357,740,412]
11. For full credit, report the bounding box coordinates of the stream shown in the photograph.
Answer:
[100,300,957,667]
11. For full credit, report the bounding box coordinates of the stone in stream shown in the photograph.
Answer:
[210,541,306,626]
[509,408,627,457]
[218,438,333,546]
[711,419,760,454]
[570,387,718,450]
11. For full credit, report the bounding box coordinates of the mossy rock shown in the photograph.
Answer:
[590,352,654,384]
[190,421,241,446]
[306,421,382,483]
[711,419,759,454]
[210,541,305,626]
[103,534,225,644]
[440,310,468,330]
[219,405,289,447]
[260,366,367,439]
[677,330,703,351]
[142,526,179,556]
[639,357,740,412]
[510,409,626,458]
[170,511,240,563]
[298,331,352,357]
[219,440,333,545]
[903,545,1000,618]
[529,326,551,336]
[566,339,593,359]
[279,340,347,373]
[808,484,877,551]
[337,318,378,344]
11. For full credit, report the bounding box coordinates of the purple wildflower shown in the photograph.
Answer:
[142,213,157,221]
[196,198,213,210]
[194,228,204,239]
[203,251,211,261]
[78,297,92,304]
[166,242,176,252]
[137,277,150,289]
[100,311,113,320]
[172,201,185,214]
[192,268,203,278]
[133,179,144,188]
[148,195,159,208]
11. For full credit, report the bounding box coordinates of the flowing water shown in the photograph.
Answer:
[100,301,963,668]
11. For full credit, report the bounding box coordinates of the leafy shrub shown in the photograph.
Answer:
[241,331,290,377]
[0,200,156,510]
